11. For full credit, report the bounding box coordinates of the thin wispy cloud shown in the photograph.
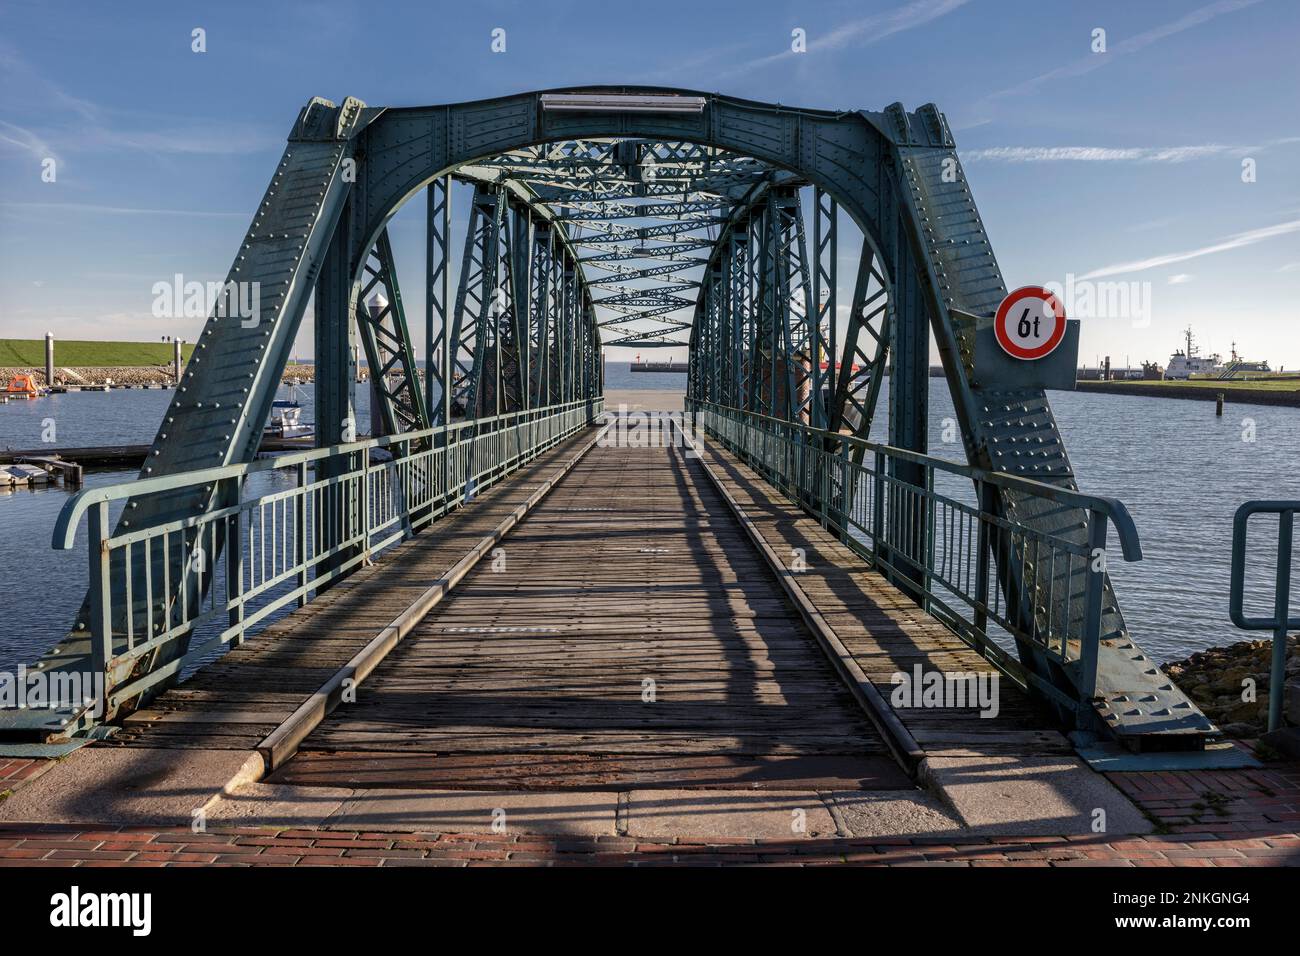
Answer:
[0,40,100,123]
[1081,219,1300,279]
[0,119,57,163]
[0,201,246,219]
[716,0,972,80]
[0,39,278,159]
[961,145,1254,163]
[985,0,1263,102]
[1167,273,1194,284]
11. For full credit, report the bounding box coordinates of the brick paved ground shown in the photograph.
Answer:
[3,754,1299,866]
[0,823,1297,867]
[0,758,52,791]
[1106,760,1300,837]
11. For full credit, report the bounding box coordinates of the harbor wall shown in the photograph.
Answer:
[1072,380,1300,407]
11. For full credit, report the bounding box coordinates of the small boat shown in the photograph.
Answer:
[2,463,50,487]
[264,386,313,439]
[5,374,41,399]
[1165,327,1223,380]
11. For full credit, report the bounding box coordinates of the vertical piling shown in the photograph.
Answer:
[44,332,54,388]
[173,339,183,383]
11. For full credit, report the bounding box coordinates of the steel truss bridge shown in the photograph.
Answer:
[3,88,1214,760]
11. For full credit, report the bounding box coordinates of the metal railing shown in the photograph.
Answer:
[53,398,603,711]
[1229,500,1299,733]
[689,400,1142,712]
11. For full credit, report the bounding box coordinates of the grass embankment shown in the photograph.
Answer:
[0,338,195,367]
[1085,377,1300,393]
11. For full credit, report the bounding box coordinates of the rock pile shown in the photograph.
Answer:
[1163,635,1300,738]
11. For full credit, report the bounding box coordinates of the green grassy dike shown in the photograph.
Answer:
[1081,377,1300,392]
[1074,378,1300,407]
[0,338,196,367]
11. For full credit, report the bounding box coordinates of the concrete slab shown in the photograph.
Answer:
[1077,740,1260,771]
[921,754,1153,836]
[828,790,965,837]
[206,782,355,828]
[326,788,618,836]
[625,789,837,840]
[0,746,262,825]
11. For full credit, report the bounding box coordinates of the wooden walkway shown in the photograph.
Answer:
[108,428,602,751]
[692,437,1070,758]
[273,441,910,791]
[109,414,1064,799]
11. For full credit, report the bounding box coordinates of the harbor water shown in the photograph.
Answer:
[0,369,1296,671]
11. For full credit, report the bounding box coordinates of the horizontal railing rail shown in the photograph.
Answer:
[55,398,603,715]
[1229,499,1299,733]
[689,400,1142,715]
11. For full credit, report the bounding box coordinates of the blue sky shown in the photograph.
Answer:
[1,0,1297,368]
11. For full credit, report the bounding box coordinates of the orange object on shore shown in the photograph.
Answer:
[5,374,40,397]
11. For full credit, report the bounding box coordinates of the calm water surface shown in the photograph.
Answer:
[1,372,1296,669]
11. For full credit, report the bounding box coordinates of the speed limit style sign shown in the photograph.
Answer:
[993,286,1067,360]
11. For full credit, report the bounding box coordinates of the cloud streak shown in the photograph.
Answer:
[1081,219,1300,279]
[959,143,1275,163]
[0,119,58,164]
[0,201,247,219]
[717,0,973,80]
[985,0,1264,102]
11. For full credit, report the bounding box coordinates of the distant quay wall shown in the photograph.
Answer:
[1071,380,1300,408]
[2,365,315,389]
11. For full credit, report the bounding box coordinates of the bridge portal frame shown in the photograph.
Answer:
[17,87,1213,751]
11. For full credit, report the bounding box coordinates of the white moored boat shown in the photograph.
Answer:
[1164,327,1223,379]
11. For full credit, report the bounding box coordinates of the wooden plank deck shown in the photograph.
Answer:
[692,437,1071,758]
[111,412,1066,799]
[272,441,912,792]
[108,427,602,751]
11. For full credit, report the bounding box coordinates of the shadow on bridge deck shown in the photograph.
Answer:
[272,440,910,793]
[0,417,1157,840]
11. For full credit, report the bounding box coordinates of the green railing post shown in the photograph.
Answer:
[296,461,309,608]
[1230,501,1299,734]
[87,500,113,686]
[924,465,936,615]
[1268,511,1294,732]
[226,485,244,643]
[358,453,369,564]
[974,479,991,638]
[871,448,884,559]
[1078,508,1110,709]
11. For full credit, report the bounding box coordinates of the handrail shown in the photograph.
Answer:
[42,397,603,729]
[1230,500,1300,631]
[690,400,1142,562]
[53,399,600,550]
[688,398,1145,720]
[1228,499,1298,733]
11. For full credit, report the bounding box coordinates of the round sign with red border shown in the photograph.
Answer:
[993,286,1066,360]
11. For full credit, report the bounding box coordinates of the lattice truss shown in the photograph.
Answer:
[460,139,769,348]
